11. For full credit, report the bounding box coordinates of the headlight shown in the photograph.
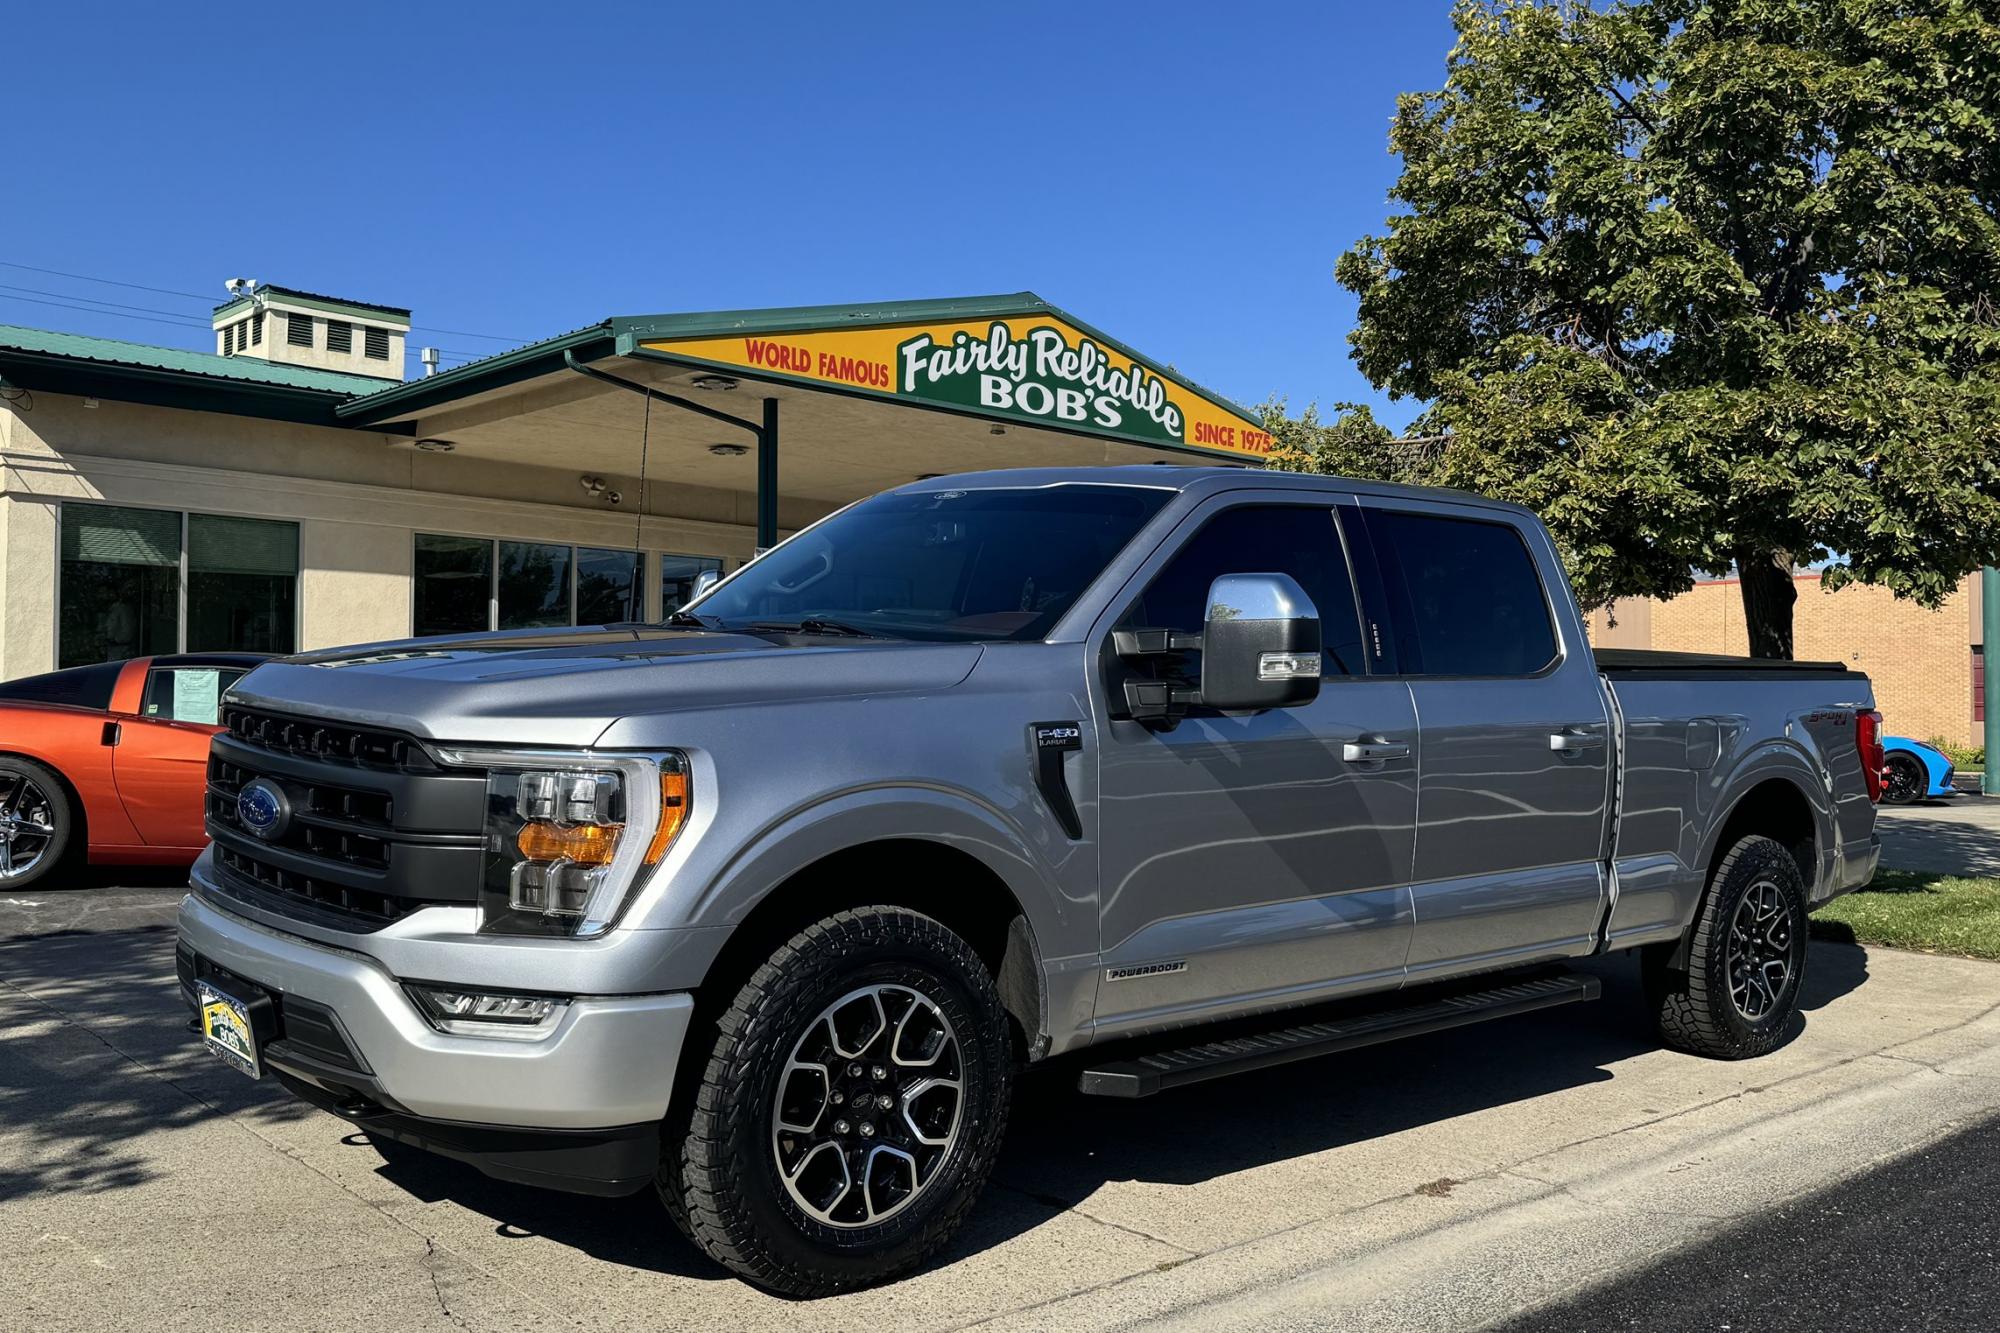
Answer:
[461,751,690,937]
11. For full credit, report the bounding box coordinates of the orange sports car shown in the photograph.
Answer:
[0,653,267,888]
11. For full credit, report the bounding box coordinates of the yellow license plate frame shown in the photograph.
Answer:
[197,981,262,1080]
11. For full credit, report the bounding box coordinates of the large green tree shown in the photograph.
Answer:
[1327,0,2000,657]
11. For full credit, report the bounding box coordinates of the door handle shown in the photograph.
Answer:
[1342,737,1411,763]
[1548,728,1605,753]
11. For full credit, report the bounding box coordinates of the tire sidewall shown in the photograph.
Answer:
[1698,840,1809,1052]
[0,758,72,889]
[698,911,1012,1288]
[1884,753,1925,805]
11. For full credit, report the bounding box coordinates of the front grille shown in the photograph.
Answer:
[205,708,486,931]
[223,704,441,773]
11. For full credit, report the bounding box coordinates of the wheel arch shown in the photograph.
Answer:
[1663,771,1823,973]
[0,748,89,852]
[691,835,1050,1061]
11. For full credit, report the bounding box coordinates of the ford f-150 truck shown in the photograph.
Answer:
[176,466,1883,1294]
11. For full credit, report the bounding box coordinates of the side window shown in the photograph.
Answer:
[1365,509,1558,676]
[139,668,243,725]
[1120,504,1366,676]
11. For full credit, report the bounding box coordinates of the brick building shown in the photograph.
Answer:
[1588,572,1983,747]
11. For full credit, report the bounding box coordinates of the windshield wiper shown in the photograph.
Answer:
[664,610,720,628]
[740,618,881,639]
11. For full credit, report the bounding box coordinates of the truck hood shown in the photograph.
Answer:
[226,625,984,746]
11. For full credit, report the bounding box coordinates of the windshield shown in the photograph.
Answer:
[688,483,1174,642]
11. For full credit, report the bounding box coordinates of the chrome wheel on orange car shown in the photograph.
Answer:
[0,759,70,887]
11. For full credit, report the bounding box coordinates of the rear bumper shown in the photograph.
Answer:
[176,886,692,1187]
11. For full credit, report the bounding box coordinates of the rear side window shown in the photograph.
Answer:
[1120,504,1367,676]
[1364,509,1558,676]
[140,667,246,724]
[0,661,123,711]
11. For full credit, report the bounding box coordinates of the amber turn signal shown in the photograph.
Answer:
[643,769,689,865]
[515,821,620,866]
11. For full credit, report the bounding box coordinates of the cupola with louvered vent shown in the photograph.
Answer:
[212,283,411,382]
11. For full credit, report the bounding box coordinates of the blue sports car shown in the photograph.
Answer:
[1882,736,1957,805]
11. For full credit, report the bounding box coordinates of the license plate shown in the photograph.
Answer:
[197,980,262,1080]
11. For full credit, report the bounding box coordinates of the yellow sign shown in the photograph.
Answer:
[640,314,1273,459]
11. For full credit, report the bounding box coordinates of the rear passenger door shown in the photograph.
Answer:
[1091,494,1419,1034]
[1351,499,1613,977]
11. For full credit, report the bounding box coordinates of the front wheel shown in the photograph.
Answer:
[1882,752,1927,805]
[663,906,1014,1296]
[1645,834,1809,1060]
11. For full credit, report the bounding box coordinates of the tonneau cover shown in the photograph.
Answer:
[1594,647,1865,680]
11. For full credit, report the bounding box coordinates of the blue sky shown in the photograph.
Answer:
[0,2,1456,429]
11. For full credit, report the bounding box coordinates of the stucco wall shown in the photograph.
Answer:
[0,388,823,677]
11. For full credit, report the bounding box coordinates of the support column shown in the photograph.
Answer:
[757,397,779,553]
[1983,568,1998,796]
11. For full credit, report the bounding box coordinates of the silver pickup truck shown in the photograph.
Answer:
[176,466,1883,1294]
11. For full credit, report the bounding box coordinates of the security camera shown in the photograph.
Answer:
[605,490,623,506]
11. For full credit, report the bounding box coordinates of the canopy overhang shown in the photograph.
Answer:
[336,293,1273,545]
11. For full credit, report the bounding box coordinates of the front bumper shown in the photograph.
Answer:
[176,889,693,1190]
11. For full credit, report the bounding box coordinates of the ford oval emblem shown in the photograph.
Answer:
[236,779,289,841]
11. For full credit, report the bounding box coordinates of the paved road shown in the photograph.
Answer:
[1495,1110,2000,1332]
[1875,794,2000,874]
[2,874,1999,1331]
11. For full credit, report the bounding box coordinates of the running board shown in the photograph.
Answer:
[1077,970,1601,1098]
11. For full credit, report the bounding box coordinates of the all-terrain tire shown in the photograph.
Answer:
[0,756,75,890]
[661,906,1013,1296]
[1645,834,1809,1060]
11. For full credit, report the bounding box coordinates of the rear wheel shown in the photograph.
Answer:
[0,758,72,890]
[1646,834,1809,1060]
[1882,752,1927,806]
[662,906,1013,1296]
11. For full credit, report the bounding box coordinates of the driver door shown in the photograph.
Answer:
[111,663,241,847]
[1090,494,1419,1036]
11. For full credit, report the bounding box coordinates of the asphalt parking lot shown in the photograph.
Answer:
[3,805,1998,1332]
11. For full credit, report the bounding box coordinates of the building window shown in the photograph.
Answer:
[1976,645,1986,724]
[364,326,390,360]
[326,320,353,354]
[186,514,299,654]
[413,534,493,637]
[498,541,574,629]
[237,319,251,352]
[414,536,679,635]
[660,553,725,610]
[57,504,298,667]
[286,312,314,348]
[577,547,645,624]
[251,312,263,346]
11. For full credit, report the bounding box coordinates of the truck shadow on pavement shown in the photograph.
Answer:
[354,942,1870,1285]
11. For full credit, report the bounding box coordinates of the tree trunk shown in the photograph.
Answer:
[1736,548,1797,660]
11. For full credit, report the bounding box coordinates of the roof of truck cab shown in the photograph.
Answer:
[889,465,1534,516]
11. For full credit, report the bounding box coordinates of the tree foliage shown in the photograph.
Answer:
[1318,0,2000,656]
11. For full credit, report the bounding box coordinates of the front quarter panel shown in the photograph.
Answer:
[592,642,1102,1049]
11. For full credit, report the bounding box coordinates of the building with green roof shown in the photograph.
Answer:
[0,284,1271,678]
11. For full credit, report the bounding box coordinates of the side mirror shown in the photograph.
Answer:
[685,568,722,605]
[1198,573,1322,712]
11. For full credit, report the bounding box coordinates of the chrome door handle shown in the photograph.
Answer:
[1342,738,1411,763]
[1548,729,1606,753]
